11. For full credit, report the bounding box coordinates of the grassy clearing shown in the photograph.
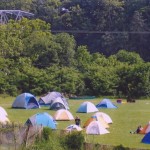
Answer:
[0,95,150,149]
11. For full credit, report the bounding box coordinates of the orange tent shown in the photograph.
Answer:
[139,122,150,134]
[83,116,109,129]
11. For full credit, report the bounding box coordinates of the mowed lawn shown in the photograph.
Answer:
[0,95,150,149]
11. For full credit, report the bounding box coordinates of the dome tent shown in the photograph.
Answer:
[83,116,109,129]
[0,106,10,124]
[65,124,83,132]
[92,112,113,124]
[12,93,40,109]
[0,114,10,124]
[25,112,57,129]
[96,98,117,109]
[39,91,62,106]
[139,121,150,134]
[86,121,110,135]
[0,106,8,116]
[77,101,98,113]
[49,97,69,110]
[53,109,74,121]
[141,132,150,144]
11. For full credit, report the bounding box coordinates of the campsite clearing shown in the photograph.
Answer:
[0,96,150,149]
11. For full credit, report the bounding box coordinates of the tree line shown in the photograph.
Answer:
[0,19,150,98]
[0,0,150,61]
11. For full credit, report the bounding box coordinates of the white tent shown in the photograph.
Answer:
[86,121,110,135]
[92,112,113,124]
[65,124,83,132]
[39,91,62,106]
[50,97,69,110]
[53,109,74,120]
[0,114,10,124]
[0,106,8,116]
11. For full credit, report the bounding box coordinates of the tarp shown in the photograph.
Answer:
[77,101,98,113]
[53,109,74,121]
[96,98,117,109]
[12,93,40,109]
[25,112,57,129]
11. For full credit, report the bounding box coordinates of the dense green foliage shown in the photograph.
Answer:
[0,0,150,61]
[28,127,64,150]
[26,127,84,150]
[63,131,84,150]
[0,19,150,98]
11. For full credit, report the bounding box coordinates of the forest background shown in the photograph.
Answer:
[0,0,150,98]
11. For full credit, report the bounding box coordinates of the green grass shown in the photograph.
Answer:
[1,95,150,149]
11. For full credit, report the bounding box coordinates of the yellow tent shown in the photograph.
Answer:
[83,116,109,128]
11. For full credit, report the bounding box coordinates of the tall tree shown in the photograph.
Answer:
[129,11,149,60]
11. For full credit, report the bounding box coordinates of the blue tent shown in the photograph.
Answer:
[12,93,40,109]
[96,98,117,109]
[25,112,57,129]
[141,132,150,144]
[77,101,98,113]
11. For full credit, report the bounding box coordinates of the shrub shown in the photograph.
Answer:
[42,127,53,141]
[28,128,64,150]
[64,131,84,150]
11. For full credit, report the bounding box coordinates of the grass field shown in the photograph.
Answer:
[0,95,150,149]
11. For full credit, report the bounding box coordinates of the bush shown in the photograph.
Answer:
[28,128,64,150]
[64,131,84,150]
[42,127,53,141]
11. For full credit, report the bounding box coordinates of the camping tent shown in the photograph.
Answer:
[0,114,10,124]
[12,93,40,109]
[39,91,62,106]
[65,124,82,132]
[0,106,9,124]
[86,121,110,135]
[53,109,74,120]
[0,106,8,116]
[96,98,117,109]
[77,101,98,113]
[141,132,150,144]
[139,121,150,134]
[83,116,109,128]
[92,112,113,124]
[25,112,57,129]
[49,97,69,110]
